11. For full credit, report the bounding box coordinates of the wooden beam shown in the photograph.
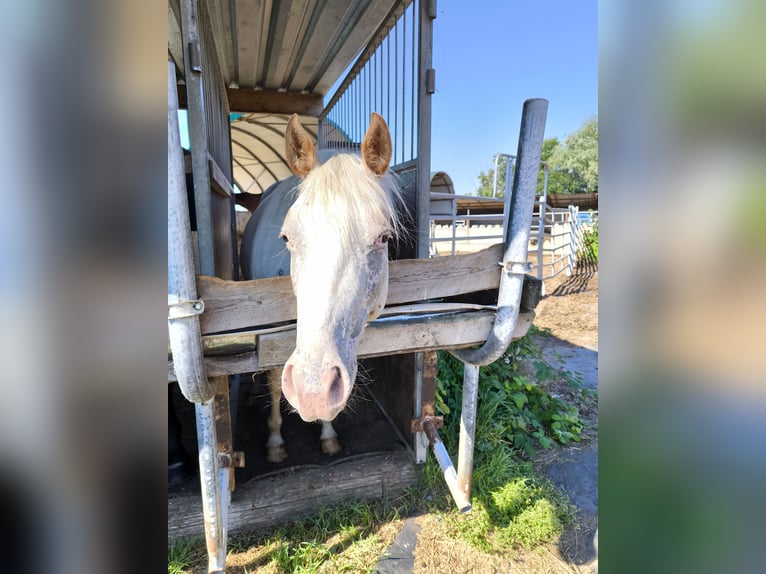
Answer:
[176,86,324,116]
[226,88,324,115]
[168,451,420,540]
[196,244,505,335]
[168,310,535,380]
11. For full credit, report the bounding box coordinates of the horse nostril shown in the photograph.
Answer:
[328,367,343,406]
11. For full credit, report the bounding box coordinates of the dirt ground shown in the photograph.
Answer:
[533,263,599,350]
[410,264,600,574]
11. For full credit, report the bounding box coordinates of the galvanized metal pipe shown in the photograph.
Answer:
[168,61,213,404]
[180,0,216,277]
[537,164,549,290]
[169,61,226,573]
[456,363,480,501]
[449,98,548,366]
[423,418,471,513]
[195,399,226,573]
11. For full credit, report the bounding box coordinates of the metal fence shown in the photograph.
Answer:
[319,0,419,166]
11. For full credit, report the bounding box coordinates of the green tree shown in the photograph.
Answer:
[547,116,598,194]
[475,154,512,197]
[474,117,598,197]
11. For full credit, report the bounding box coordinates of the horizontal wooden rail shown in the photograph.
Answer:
[196,243,504,335]
[168,309,534,381]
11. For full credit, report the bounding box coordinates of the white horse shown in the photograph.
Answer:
[240,113,401,462]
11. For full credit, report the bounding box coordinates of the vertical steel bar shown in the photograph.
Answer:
[410,0,416,160]
[401,4,407,161]
[387,32,391,125]
[180,0,216,276]
[394,18,399,163]
[195,399,226,573]
[169,61,225,573]
[456,363,480,501]
[413,351,425,462]
[537,165,549,289]
[412,0,436,466]
[501,155,514,236]
[416,0,435,259]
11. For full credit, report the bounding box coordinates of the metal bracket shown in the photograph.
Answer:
[219,451,246,468]
[188,41,202,73]
[426,68,436,94]
[168,298,205,320]
[499,261,532,275]
[411,415,444,434]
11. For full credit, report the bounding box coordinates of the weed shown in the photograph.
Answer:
[168,537,204,574]
[436,334,584,458]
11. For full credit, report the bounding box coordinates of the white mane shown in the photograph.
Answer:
[292,153,403,252]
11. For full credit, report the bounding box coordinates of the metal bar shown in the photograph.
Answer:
[410,0,416,160]
[413,351,426,463]
[195,399,226,573]
[423,418,471,512]
[449,98,548,366]
[180,0,216,276]
[501,155,515,237]
[537,164,549,286]
[416,0,435,259]
[457,363,479,502]
[168,61,213,404]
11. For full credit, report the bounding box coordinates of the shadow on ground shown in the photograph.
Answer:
[548,261,598,297]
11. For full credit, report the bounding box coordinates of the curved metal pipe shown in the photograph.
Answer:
[449,98,548,367]
[168,61,214,403]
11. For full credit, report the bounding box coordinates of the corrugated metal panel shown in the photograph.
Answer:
[170,0,407,95]
[170,0,412,199]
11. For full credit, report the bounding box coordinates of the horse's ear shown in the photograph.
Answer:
[285,114,317,178]
[361,112,392,176]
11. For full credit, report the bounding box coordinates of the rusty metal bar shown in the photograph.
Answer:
[423,418,471,513]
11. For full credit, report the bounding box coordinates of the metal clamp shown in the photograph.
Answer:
[168,299,205,320]
[411,415,444,434]
[219,451,246,469]
[499,260,532,275]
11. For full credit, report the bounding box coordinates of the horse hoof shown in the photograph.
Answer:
[321,437,341,455]
[267,445,288,463]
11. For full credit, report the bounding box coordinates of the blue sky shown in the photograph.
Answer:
[430,0,598,194]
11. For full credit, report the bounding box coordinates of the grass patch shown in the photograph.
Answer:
[422,332,585,555]
[168,492,422,573]
[168,537,206,574]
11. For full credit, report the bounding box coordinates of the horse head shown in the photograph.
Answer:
[279,113,398,422]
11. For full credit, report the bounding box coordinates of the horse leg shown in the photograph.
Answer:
[266,368,288,463]
[320,420,341,455]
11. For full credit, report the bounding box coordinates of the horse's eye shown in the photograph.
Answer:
[375,233,392,248]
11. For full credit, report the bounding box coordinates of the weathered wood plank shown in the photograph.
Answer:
[226,88,324,115]
[257,310,534,370]
[168,309,535,380]
[168,451,420,540]
[197,244,504,335]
